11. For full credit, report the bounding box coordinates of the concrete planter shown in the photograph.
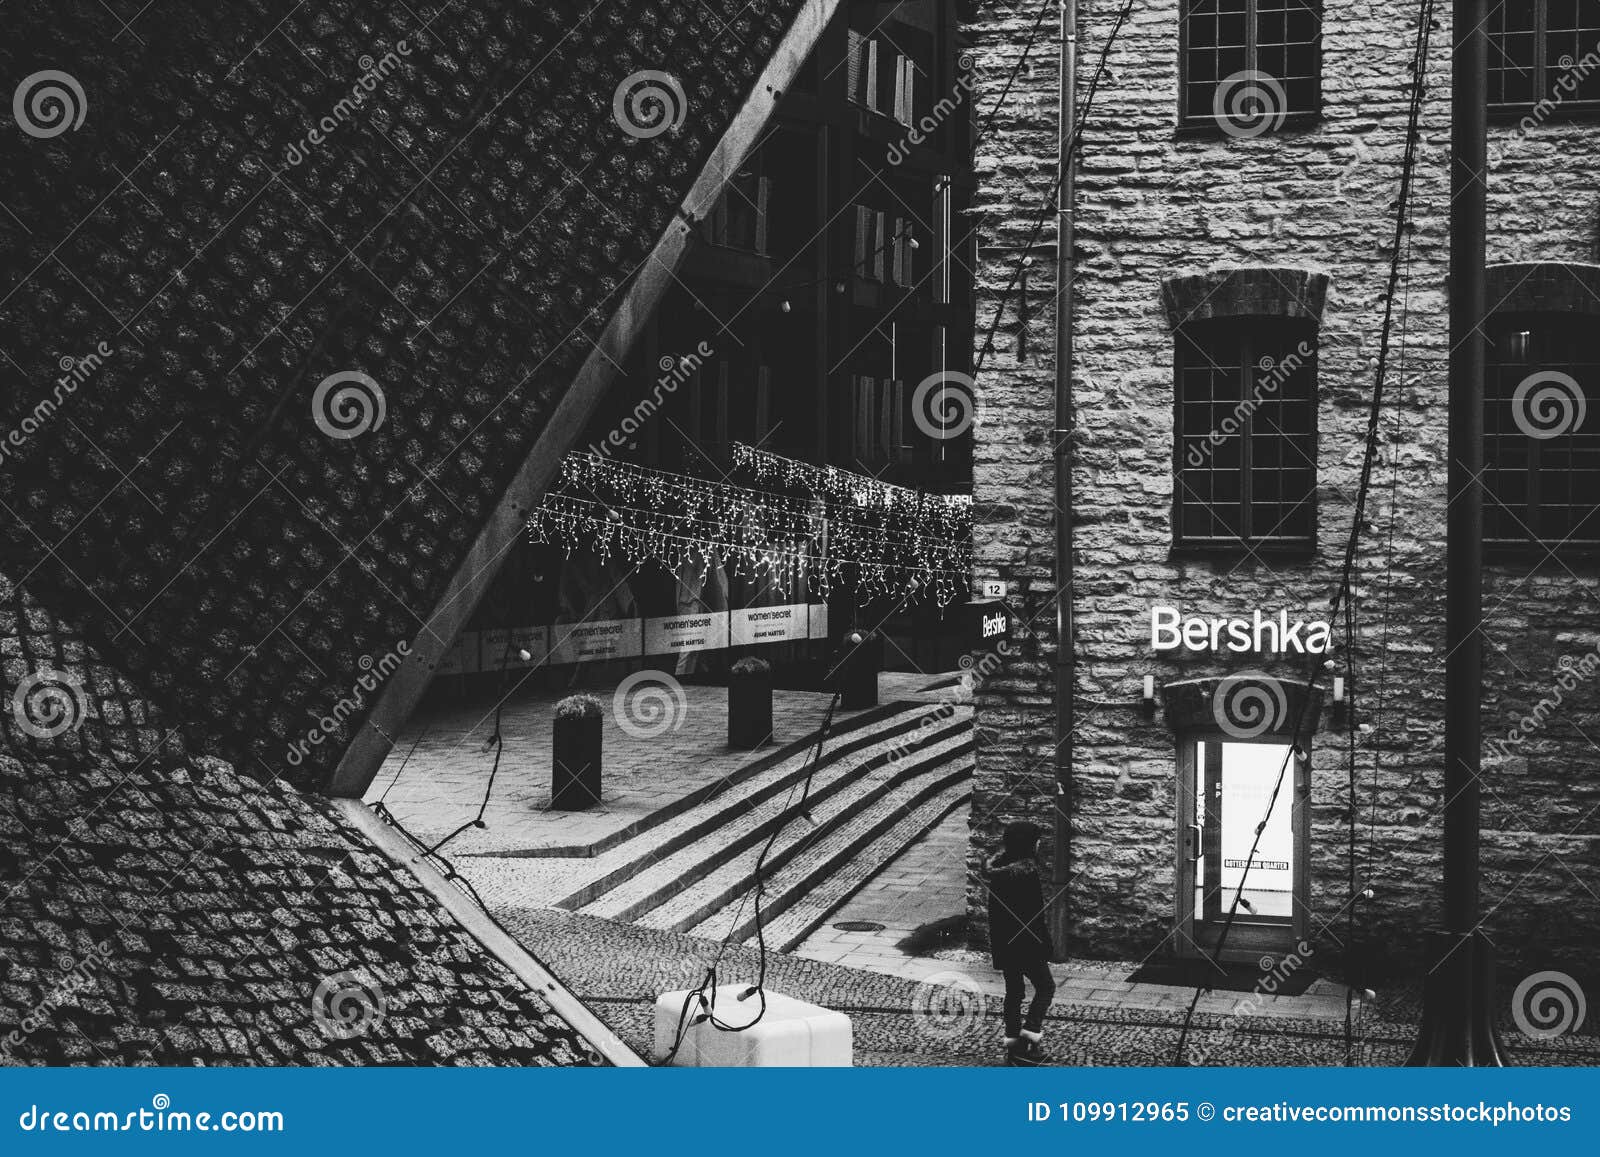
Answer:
[728,659,773,749]
[838,631,881,710]
[552,697,603,810]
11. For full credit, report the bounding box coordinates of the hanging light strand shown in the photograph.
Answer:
[526,450,973,606]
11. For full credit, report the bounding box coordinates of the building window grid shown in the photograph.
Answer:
[1485,318,1600,550]
[1488,0,1600,112]
[1175,322,1318,550]
[1181,0,1322,128]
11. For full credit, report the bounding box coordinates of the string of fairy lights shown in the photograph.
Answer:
[525,444,973,606]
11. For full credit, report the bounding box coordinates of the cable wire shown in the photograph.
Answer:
[1171,0,1436,1065]
[973,0,1134,375]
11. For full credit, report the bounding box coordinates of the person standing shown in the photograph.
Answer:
[985,820,1056,1065]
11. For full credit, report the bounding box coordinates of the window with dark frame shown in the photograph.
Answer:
[1180,0,1322,130]
[1485,315,1600,550]
[1488,1,1600,113]
[1174,319,1318,550]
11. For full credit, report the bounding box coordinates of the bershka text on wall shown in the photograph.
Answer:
[1150,605,1334,655]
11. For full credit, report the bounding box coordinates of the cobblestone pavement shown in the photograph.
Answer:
[368,671,953,857]
[494,906,1600,1066]
[795,812,1355,1020]
[374,667,1600,1065]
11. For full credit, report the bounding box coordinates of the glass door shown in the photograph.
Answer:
[1178,738,1309,960]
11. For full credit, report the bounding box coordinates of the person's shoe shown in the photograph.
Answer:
[1011,1030,1049,1066]
[1001,1036,1019,1066]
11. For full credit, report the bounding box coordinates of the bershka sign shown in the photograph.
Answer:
[1151,605,1332,655]
[967,600,1008,645]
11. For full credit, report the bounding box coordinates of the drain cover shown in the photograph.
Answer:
[833,920,886,933]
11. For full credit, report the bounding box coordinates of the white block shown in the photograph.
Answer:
[652,985,852,1067]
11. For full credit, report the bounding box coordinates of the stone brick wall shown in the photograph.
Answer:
[965,0,1600,980]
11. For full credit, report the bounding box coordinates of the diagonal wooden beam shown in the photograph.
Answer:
[326,0,843,797]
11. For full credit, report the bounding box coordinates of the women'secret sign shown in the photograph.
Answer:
[1150,605,1333,655]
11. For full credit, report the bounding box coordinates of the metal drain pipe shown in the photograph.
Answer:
[1048,0,1078,960]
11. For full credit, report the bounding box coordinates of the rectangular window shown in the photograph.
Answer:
[1485,317,1600,550]
[1488,1,1600,114]
[1181,0,1322,130]
[1174,320,1318,550]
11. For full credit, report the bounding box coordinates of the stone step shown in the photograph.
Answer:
[553,703,955,910]
[685,762,972,947]
[745,779,971,953]
[634,728,974,936]
[580,712,971,922]
[479,699,915,860]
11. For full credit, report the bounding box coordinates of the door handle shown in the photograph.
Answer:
[1185,823,1201,861]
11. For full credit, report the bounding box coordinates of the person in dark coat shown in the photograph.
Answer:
[985,820,1055,1065]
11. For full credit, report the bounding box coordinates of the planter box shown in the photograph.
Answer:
[839,633,881,710]
[552,715,602,810]
[653,984,852,1066]
[728,670,774,749]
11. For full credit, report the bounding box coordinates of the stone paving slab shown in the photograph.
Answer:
[369,672,956,857]
[451,705,957,913]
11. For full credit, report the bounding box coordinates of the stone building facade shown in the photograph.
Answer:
[964,0,1600,980]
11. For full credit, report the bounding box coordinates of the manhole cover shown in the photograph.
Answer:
[833,921,886,933]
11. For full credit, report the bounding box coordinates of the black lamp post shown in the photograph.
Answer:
[1407,0,1507,1067]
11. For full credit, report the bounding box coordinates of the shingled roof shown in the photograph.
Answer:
[0,0,812,789]
[0,572,591,1064]
[1,0,829,1064]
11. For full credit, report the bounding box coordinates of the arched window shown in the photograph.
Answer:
[1164,268,1328,552]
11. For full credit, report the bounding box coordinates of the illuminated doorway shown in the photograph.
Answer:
[1175,737,1310,961]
